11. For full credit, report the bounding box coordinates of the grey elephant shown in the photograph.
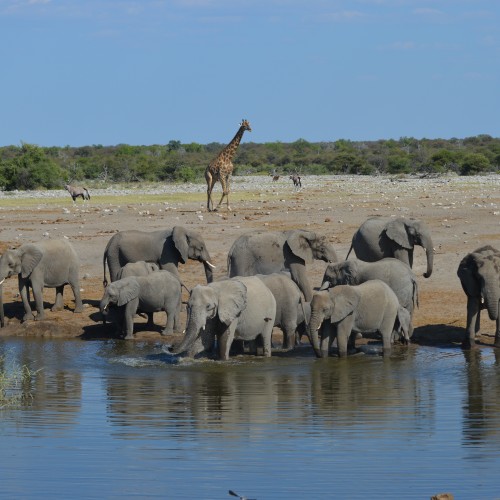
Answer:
[116,260,160,280]
[173,276,276,360]
[320,258,418,338]
[256,273,310,349]
[308,280,402,357]
[457,245,500,348]
[103,226,215,287]
[346,217,434,278]
[116,260,161,325]
[0,239,83,323]
[100,270,182,340]
[227,229,338,302]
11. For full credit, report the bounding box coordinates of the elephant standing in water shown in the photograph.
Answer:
[103,226,215,287]
[346,217,434,278]
[308,280,403,358]
[227,229,338,302]
[457,245,500,348]
[320,258,418,338]
[174,276,276,360]
[0,239,83,323]
[256,273,310,349]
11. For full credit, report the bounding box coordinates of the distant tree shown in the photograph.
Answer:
[387,152,411,174]
[0,143,62,190]
[460,153,491,175]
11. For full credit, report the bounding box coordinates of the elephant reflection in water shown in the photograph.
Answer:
[462,349,500,449]
[104,358,311,436]
[309,348,435,432]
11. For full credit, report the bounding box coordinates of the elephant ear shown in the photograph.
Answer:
[117,277,141,306]
[213,280,247,325]
[19,244,43,278]
[286,230,315,264]
[342,260,358,285]
[385,220,412,250]
[172,226,189,264]
[330,286,360,323]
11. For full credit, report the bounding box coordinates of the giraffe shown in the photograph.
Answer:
[205,119,252,212]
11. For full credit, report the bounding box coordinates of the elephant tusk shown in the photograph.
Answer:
[205,261,216,269]
[0,278,4,285]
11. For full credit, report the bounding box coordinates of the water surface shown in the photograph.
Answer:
[1,338,500,499]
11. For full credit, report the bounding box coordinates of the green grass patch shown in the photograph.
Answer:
[0,354,38,408]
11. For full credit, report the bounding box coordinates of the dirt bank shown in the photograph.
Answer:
[0,174,499,349]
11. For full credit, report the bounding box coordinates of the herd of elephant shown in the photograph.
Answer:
[0,216,498,359]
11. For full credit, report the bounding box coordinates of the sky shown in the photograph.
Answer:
[1,0,499,147]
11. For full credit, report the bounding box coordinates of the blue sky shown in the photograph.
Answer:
[1,0,499,146]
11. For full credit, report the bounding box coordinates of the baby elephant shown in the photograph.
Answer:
[116,260,159,280]
[100,270,181,340]
[309,279,403,357]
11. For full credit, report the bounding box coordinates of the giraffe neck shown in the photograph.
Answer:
[220,126,246,160]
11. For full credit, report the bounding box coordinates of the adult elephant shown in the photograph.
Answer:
[319,258,418,338]
[256,273,310,349]
[346,217,434,278]
[103,226,215,287]
[227,229,338,302]
[173,276,276,360]
[0,239,83,323]
[457,245,500,349]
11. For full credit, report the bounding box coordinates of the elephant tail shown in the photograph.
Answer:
[345,242,354,261]
[103,244,111,288]
[413,278,419,309]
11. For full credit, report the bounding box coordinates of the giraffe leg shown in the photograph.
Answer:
[205,170,215,212]
[216,175,231,211]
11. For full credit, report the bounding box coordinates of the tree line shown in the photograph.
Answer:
[0,135,499,191]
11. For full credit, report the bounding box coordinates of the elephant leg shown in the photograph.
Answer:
[319,324,331,358]
[52,285,65,311]
[262,321,273,357]
[336,317,354,357]
[30,281,46,320]
[19,279,35,322]
[161,306,175,337]
[380,328,393,357]
[464,297,481,349]
[282,321,297,350]
[494,314,500,348]
[173,300,182,333]
[123,302,137,340]
[218,324,237,360]
[69,279,84,313]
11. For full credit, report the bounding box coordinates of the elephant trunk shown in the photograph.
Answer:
[100,296,112,323]
[203,260,215,283]
[173,316,202,356]
[482,278,500,321]
[420,233,434,278]
[0,281,5,328]
[308,311,324,358]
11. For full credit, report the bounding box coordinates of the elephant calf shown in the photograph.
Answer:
[309,279,404,357]
[100,270,182,340]
[320,258,418,339]
[0,239,83,324]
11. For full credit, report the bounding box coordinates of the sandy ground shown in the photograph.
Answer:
[0,174,499,349]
